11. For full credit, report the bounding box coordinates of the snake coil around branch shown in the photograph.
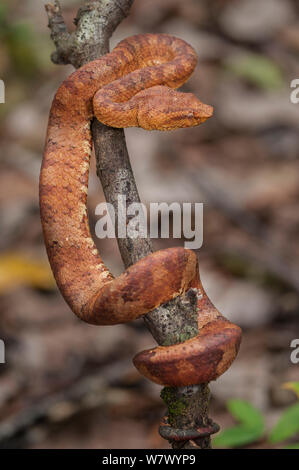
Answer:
[40,33,241,387]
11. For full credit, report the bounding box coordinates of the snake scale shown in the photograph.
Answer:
[40,34,241,387]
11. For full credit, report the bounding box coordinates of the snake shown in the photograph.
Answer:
[39,33,242,387]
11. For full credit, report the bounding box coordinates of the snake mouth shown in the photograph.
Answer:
[163,105,214,128]
[153,109,214,131]
[193,104,214,121]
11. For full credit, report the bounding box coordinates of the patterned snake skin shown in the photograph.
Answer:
[40,34,241,387]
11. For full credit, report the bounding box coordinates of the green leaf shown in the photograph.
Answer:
[269,403,299,444]
[213,425,263,448]
[285,443,299,449]
[5,24,40,77]
[226,54,284,90]
[213,400,264,448]
[227,399,264,430]
[0,3,8,23]
[282,382,299,400]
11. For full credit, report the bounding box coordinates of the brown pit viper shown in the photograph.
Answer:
[40,33,242,387]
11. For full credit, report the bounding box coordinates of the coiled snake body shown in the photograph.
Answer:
[40,34,241,387]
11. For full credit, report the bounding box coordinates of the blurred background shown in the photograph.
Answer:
[0,0,299,449]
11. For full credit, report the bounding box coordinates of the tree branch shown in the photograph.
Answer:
[45,0,215,449]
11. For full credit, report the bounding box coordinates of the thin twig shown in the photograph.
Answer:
[45,0,213,448]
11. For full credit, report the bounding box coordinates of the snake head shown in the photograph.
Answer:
[136,86,213,131]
